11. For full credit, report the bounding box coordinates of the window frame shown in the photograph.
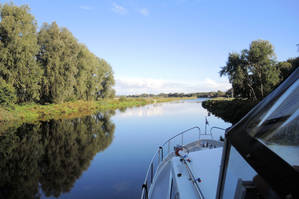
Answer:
[216,68,299,199]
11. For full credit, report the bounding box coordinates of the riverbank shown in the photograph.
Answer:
[0,97,191,124]
[202,97,257,124]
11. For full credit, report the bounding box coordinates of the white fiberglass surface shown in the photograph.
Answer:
[150,162,171,199]
[172,157,199,199]
[188,147,223,199]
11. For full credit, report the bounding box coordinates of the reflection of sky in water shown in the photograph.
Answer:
[116,101,208,118]
[116,104,165,117]
[50,99,230,199]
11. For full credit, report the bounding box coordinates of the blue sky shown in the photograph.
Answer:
[3,0,299,94]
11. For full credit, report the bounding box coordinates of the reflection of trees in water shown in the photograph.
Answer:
[0,123,43,199]
[0,112,115,199]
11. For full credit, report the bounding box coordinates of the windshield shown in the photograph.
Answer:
[242,76,299,167]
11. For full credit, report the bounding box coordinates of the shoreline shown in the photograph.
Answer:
[0,97,194,126]
[202,97,257,124]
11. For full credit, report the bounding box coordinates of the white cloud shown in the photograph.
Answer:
[114,77,231,95]
[79,5,93,11]
[138,8,149,16]
[112,2,127,15]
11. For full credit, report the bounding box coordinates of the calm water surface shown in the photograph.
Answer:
[0,99,231,199]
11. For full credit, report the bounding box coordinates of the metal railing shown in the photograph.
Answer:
[209,127,226,140]
[161,126,201,155]
[182,158,205,199]
[141,126,202,199]
[210,126,226,134]
[141,126,226,199]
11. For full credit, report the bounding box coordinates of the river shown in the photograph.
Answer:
[0,99,231,199]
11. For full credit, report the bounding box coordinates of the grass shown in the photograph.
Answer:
[0,97,193,126]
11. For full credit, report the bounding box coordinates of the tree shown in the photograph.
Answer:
[74,44,95,100]
[37,22,79,103]
[74,45,115,101]
[277,57,299,81]
[276,61,293,81]
[38,22,115,103]
[220,51,254,99]
[220,40,280,101]
[0,3,115,104]
[0,78,16,105]
[247,40,280,99]
[0,3,42,103]
[216,90,225,97]
[96,58,115,99]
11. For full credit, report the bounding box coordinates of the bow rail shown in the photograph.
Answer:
[141,126,204,199]
[141,126,226,199]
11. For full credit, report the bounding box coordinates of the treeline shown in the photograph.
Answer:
[202,99,258,124]
[125,91,228,98]
[202,40,298,124]
[220,39,298,101]
[0,3,114,105]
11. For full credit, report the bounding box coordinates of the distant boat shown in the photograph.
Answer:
[141,68,299,199]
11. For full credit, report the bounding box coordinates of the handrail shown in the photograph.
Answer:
[209,126,226,140]
[182,159,205,199]
[141,126,225,199]
[141,126,202,199]
[210,126,226,134]
[161,126,201,146]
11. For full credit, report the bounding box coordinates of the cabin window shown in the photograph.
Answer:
[221,145,282,199]
[222,146,257,199]
[247,79,299,167]
[219,70,299,198]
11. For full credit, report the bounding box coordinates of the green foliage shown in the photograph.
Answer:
[288,56,299,69]
[220,40,280,101]
[127,92,223,98]
[119,96,127,101]
[276,61,292,82]
[0,3,115,105]
[37,22,115,103]
[0,78,16,104]
[37,22,80,103]
[202,99,257,124]
[75,44,96,100]
[74,48,115,101]
[0,3,42,103]
[276,57,299,80]
[95,58,115,99]
[248,40,280,99]
[0,98,164,123]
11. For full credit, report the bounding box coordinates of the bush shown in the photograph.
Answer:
[119,96,127,102]
[202,99,257,124]
[0,79,17,105]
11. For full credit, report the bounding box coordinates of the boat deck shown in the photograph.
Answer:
[149,143,223,199]
[187,147,223,199]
